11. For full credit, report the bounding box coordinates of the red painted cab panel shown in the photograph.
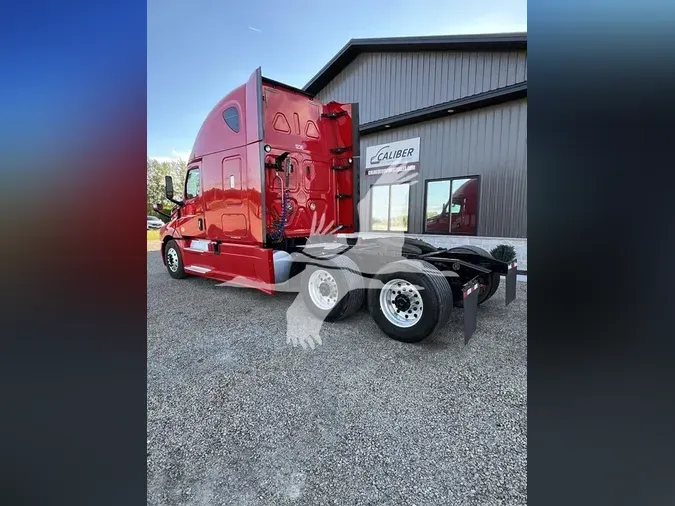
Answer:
[262,85,356,237]
[159,68,358,293]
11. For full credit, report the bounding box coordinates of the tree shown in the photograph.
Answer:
[147,157,188,218]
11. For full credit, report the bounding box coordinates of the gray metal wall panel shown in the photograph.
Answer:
[358,99,527,238]
[316,50,527,124]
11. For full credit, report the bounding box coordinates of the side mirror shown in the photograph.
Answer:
[152,202,171,219]
[165,175,174,200]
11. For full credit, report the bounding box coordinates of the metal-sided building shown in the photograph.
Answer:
[303,33,528,269]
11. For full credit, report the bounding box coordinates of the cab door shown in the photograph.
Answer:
[175,163,207,239]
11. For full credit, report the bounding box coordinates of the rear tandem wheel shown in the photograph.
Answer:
[367,259,452,343]
[452,272,500,308]
[447,245,501,307]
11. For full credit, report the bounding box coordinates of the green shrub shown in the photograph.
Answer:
[490,244,517,263]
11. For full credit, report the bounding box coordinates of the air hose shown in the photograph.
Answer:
[269,176,290,242]
[268,155,293,242]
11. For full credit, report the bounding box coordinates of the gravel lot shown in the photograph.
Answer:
[147,249,527,506]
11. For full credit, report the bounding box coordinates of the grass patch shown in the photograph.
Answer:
[147,230,160,241]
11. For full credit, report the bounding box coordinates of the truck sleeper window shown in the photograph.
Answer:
[222,106,240,133]
[185,168,200,199]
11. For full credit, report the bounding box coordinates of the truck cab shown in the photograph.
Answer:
[155,68,359,292]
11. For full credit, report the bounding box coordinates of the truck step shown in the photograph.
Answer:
[336,194,352,200]
[331,164,351,170]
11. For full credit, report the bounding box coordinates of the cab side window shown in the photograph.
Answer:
[185,168,200,199]
[223,106,240,133]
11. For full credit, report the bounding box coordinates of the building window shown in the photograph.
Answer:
[424,176,479,235]
[185,168,200,199]
[370,183,410,232]
[222,106,240,133]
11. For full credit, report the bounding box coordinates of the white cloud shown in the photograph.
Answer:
[148,149,190,163]
[248,26,262,33]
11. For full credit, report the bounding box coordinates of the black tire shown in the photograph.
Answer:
[375,237,422,256]
[452,272,500,307]
[447,245,500,307]
[447,245,494,258]
[301,254,365,322]
[376,237,439,256]
[164,239,188,279]
[367,259,452,343]
[403,238,438,254]
[484,272,501,300]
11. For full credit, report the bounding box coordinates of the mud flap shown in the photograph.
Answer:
[505,261,518,306]
[462,278,480,344]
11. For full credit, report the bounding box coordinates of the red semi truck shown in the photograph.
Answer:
[153,68,517,344]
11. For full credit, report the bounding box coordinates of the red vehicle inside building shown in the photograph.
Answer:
[425,178,479,235]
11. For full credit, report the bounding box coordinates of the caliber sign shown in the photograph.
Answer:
[365,137,420,175]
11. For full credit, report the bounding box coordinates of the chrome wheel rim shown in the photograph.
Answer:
[167,247,179,272]
[307,269,339,310]
[379,278,423,328]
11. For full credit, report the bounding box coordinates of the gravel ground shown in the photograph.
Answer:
[147,251,527,506]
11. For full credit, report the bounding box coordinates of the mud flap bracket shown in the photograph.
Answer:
[505,261,517,306]
[462,277,481,345]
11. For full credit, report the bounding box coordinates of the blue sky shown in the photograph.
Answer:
[147,0,526,161]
